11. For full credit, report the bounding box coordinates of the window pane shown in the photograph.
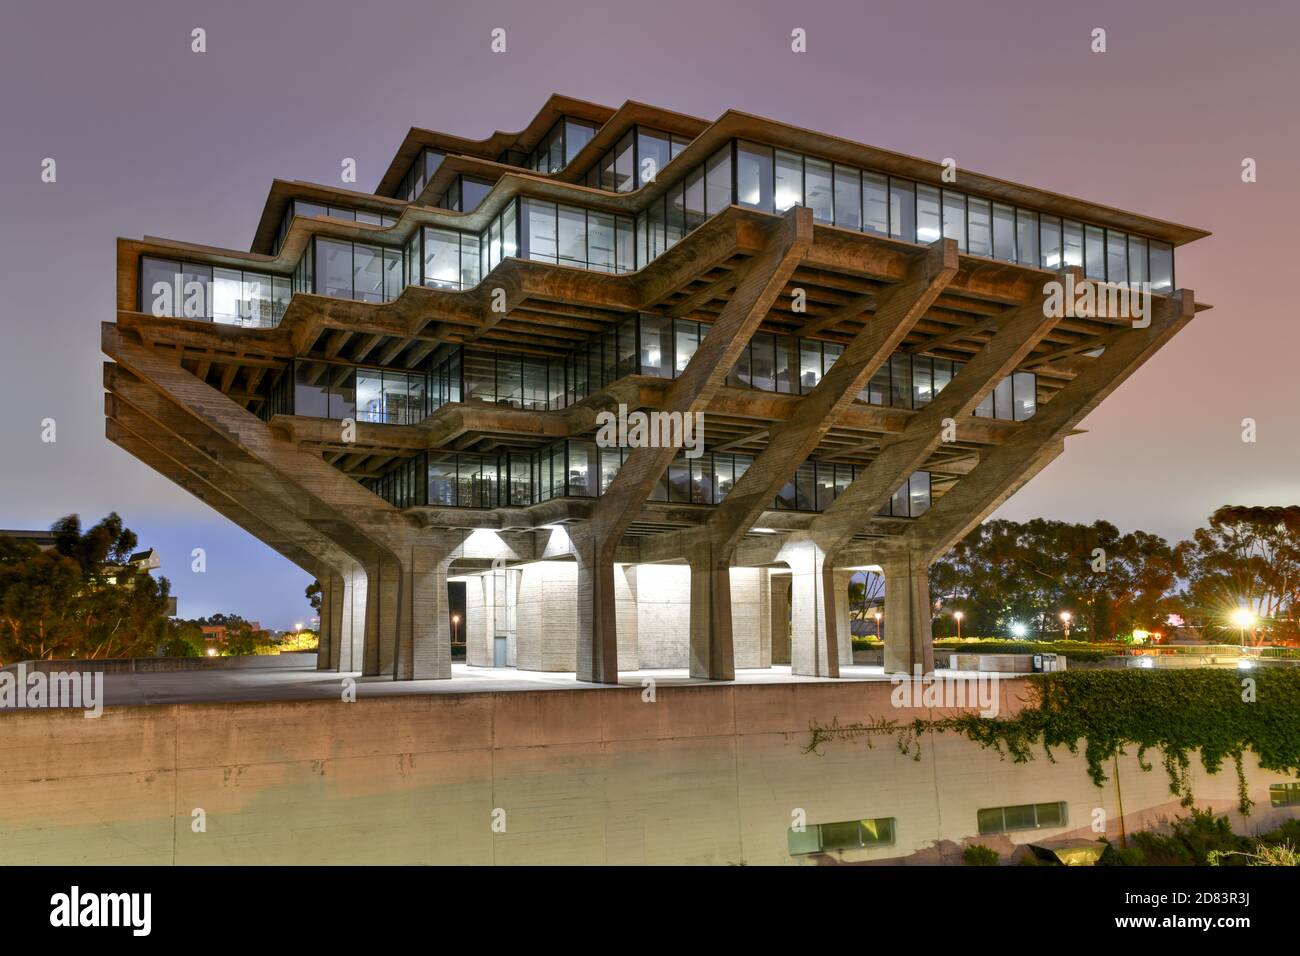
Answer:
[1016,210,1039,266]
[523,200,557,263]
[1062,220,1084,269]
[423,228,461,288]
[637,129,671,187]
[640,313,673,378]
[909,471,930,517]
[293,362,330,417]
[977,807,1004,836]
[862,172,888,235]
[460,178,491,213]
[736,141,774,212]
[615,217,635,273]
[1040,216,1061,269]
[1003,804,1037,830]
[912,355,933,407]
[834,165,861,230]
[941,190,965,250]
[774,150,802,212]
[889,179,915,241]
[212,267,242,322]
[564,119,596,165]
[916,185,941,244]
[993,374,1014,420]
[674,320,699,373]
[1012,371,1036,421]
[684,166,706,230]
[141,257,181,316]
[705,145,732,215]
[799,341,822,392]
[775,337,797,393]
[992,204,1016,261]
[568,442,594,497]
[861,817,894,846]
[1084,225,1106,280]
[614,131,635,192]
[1035,802,1064,828]
[588,211,615,272]
[967,198,991,257]
[1127,236,1148,285]
[1149,241,1173,293]
[319,239,353,299]
[890,353,911,409]
[558,205,587,263]
[328,366,356,420]
[819,821,861,851]
[804,157,833,224]
[787,827,820,856]
[1106,231,1127,282]
[460,233,481,288]
[750,333,776,392]
[353,244,383,303]
[355,370,383,423]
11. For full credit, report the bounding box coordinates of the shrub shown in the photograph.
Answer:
[963,844,999,866]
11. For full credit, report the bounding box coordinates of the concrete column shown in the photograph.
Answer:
[574,536,620,683]
[316,572,334,671]
[687,543,735,680]
[399,543,451,680]
[770,573,791,665]
[786,539,840,678]
[337,566,365,672]
[880,551,935,676]
[362,555,400,677]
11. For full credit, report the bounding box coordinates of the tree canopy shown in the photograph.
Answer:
[0,513,173,663]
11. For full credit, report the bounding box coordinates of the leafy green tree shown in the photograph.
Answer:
[0,513,172,663]
[306,579,322,613]
[1177,506,1300,643]
[221,619,273,656]
[930,518,1180,641]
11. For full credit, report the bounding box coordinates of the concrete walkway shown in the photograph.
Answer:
[4,662,1006,708]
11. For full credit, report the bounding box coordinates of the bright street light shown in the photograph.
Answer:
[1059,610,1071,640]
[1010,622,1027,638]
[953,610,963,640]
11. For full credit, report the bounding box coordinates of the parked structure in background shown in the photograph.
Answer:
[102,95,1207,682]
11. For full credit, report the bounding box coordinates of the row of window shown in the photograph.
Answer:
[272,200,400,255]
[280,362,431,426]
[436,174,493,214]
[140,257,291,327]
[786,800,1070,856]
[625,139,1175,288]
[365,439,930,516]
[423,316,1034,421]
[580,126,691,193]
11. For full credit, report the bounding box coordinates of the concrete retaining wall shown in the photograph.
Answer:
[1,678,1295,865]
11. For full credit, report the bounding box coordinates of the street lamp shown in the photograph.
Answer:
[1059,610,1071,640]
[1010,622,1027,638]
[953,610,963,640]
[874,610,882,639]
[451,613,461,645]
[1230,607,1255,646]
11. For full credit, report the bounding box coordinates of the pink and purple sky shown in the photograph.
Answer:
[1,0,1296,627]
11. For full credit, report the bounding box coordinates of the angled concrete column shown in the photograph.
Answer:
[575,207,813,683]
[834,568,854,669]
[687,541,735,680]
[680,239,956,678]
[880,552,935,676]
[399,542,454,680]
[363,554,402,677]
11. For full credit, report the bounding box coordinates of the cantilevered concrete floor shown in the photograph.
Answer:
[49,662,1010,708]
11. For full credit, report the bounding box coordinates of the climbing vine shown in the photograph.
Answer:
[806,669,1300,816]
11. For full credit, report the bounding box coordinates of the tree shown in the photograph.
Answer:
[221,619,273,656]
[1178,506,1300,644]
[306,579,322,613]
[930,518,1181,641]
[0,513,173,663]
[848,571,884,636]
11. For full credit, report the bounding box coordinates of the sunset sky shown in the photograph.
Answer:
[1,0,1296,627]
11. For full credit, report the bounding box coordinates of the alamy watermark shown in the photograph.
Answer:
[594,403,704,459]
[1043,273,1153,328]
[0,664,104,717]
[890,666,1000,718]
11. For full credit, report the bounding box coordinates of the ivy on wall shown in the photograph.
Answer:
[806,670,1300,816]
